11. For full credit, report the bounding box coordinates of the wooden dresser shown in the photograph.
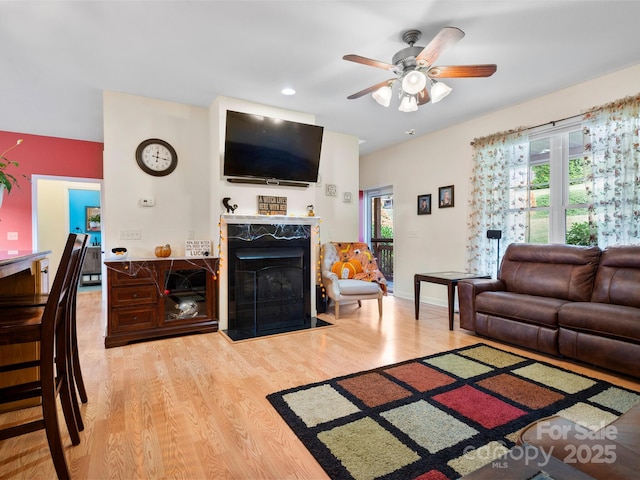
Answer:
[104,257,219,347]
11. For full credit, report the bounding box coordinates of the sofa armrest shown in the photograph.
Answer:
[322,271,340,298]
[458,278,506,331]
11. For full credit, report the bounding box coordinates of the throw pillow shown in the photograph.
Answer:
[331,259,363,279]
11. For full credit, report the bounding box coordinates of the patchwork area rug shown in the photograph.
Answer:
[267,344,640,480]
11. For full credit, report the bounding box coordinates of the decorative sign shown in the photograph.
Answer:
[185,240,211,257]
[257,195,287,215]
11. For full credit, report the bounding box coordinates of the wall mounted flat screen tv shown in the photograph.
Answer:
[223,110,324,184]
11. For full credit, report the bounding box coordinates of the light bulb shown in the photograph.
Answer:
[402,71,427,95]
[372,85,392,107]
[430,80,452,103]
[398,95,418,112]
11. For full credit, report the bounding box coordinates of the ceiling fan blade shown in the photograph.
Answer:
[347,79,395,99]
[417,88,430,105]
[343,54,396,71]
[416,27,465,66]
[428,64,497,78]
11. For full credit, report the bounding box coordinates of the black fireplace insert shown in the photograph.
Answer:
[225,223,330,340]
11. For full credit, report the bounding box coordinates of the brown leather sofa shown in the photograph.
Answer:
[517,403,640,479]
[458,243,640,378]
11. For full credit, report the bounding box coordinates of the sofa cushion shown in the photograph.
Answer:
[559,302,640,343]
[336,279,381,295]
[476,291,569,328]
[591,245,640,308]
[500,243,601,301]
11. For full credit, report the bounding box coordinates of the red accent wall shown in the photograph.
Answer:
[0,130,103,251]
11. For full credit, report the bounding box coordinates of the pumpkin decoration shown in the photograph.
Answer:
[331,259,363,279]
[155,244,171,258]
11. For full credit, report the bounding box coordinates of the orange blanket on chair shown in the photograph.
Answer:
[331,242,388,295]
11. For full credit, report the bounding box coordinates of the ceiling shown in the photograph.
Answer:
[2,1,639,156]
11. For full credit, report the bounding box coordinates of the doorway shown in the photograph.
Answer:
[33,175,102,284]
[364,186,394,293]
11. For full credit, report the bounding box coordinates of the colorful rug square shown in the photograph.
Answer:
[432,384,527,429]
[267,344,640,479]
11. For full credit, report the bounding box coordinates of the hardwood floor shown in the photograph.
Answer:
[1,291,638,479]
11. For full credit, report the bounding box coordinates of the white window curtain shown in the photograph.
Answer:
[466,130,529,277]
[583,93,640,247]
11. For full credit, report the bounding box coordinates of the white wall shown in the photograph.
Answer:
[361,63,640,307]
[103,91,211,258]
[103,91,359,260]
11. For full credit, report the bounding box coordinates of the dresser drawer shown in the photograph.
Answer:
[106,262,157,286]
[110,306,157,332]
[111,285,157,307]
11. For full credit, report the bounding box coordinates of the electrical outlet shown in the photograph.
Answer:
[120,229,141,240]
[7,232,18,240]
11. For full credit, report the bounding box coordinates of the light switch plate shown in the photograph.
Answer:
[326,184,337,196]
[343,192,352,203]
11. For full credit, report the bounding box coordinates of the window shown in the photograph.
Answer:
[363,187,394,287]
[509,123,592,245]
[469,94,640,277]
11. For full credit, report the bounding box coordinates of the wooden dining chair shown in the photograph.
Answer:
[0,233,87,480]
[0,235,91,408]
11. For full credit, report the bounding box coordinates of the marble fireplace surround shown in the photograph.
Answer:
[219,214,321,332]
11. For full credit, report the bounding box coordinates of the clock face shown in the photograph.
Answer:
[135,139,178,176]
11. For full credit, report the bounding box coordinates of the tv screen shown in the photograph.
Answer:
[223,110,324,183]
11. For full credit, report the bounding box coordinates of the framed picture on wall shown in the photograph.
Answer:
[86,206,101,231]
[417,194,431,215]
[439,185,455,208]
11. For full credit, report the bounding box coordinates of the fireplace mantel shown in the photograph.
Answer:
[218,215,321,331]
[221,214,321,226]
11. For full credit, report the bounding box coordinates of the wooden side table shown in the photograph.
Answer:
[414,271,490,330]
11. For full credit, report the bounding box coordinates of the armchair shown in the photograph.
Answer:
[321,242,385,319]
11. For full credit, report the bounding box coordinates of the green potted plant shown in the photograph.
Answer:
[89,213,101,228]
[0,139,24,207]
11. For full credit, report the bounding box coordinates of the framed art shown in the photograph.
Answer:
[417,194,431,215]
[86,206,101,231]
[439,185,454,208]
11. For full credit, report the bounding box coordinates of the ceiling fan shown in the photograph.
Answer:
[343,27,497,112]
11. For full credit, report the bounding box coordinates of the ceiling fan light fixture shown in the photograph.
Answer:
[401,70,427,95]
[398,95,418,113]
[430,79,452,103]
[372,84,392,107]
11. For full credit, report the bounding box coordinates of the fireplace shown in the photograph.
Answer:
[225,222,328,340]
[235,247,306,332]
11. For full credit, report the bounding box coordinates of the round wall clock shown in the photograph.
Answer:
[135,138,178,176]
